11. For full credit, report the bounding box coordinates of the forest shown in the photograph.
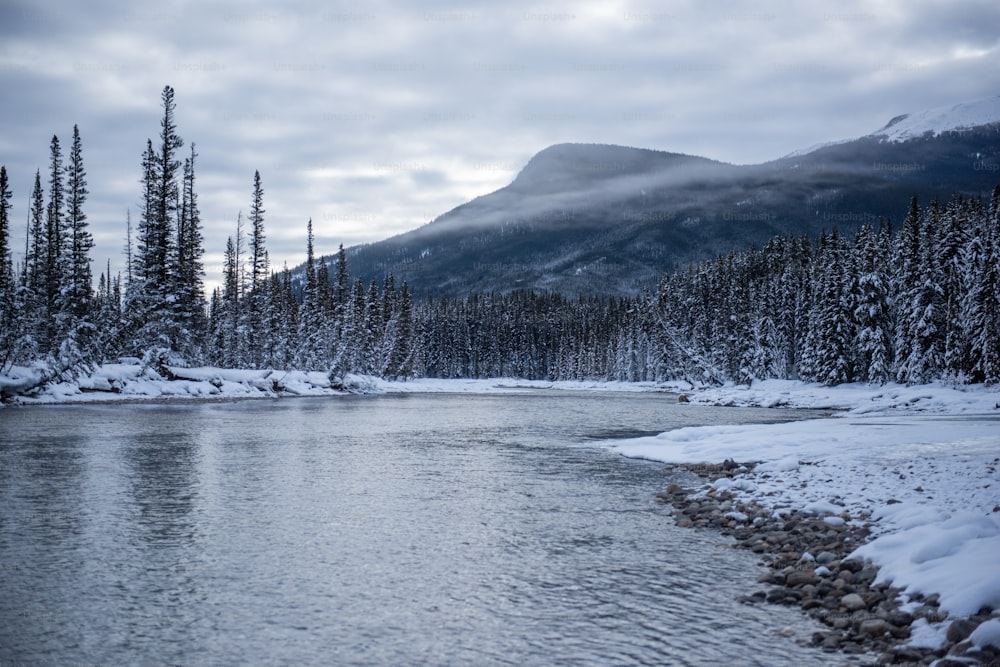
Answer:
[2,86,1000,396]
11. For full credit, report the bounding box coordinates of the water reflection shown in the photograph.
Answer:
[122,432,200,548]
[18,435,87,543]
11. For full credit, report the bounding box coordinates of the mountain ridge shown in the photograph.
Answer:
[332,99,1000,298]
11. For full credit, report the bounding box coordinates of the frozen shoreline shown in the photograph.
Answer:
[602,379,1000,660]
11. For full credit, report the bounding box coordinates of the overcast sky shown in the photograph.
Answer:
[1,0,998,291]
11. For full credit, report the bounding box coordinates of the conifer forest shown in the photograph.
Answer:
[2,86,999,395]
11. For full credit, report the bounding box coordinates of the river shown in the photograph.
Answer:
[1,390,844,665]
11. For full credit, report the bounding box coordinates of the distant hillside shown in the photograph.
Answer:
[327,97,1000,298]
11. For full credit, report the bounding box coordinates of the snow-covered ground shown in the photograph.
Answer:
[602,379,1000,652]
[0,361,676,404]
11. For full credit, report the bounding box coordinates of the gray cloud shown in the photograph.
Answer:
[1,0,998,290]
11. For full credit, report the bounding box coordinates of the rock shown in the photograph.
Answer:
[839,559,864,573]
[886,610,914,628]
[786,570,819,587]
[677,393,689,403]
[821,633,842,651]
[855,566,878,585]
[858,618,891,638]
[767,588,803,605]
[815,550,836,565]
[758,571,784,585]
[946,618,979,644]
[881,647,925,664]
[840,593,866,612]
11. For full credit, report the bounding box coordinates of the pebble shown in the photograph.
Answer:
[657,461,999,665]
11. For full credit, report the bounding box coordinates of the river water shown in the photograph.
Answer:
[1,390,844,665]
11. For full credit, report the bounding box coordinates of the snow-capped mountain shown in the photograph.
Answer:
[336,99,1000,298]
[869,96,1000,142]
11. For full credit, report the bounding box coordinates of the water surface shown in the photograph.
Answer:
[1,391,843,665]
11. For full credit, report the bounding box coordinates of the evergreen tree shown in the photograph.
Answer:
[894,196,926,384]
[851,224,892,383]
[174,142,206,360]
[249,170,267,295]
[63,125,94,328]
[967,187,1000,383]
[296,218,325,369]
[131,85,185,361]
[44,134,65,347]
[246,170,269,365]
[0,166,14,369]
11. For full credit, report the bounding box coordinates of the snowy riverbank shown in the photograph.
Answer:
[0,361,673,404]
[602,379,1000,660]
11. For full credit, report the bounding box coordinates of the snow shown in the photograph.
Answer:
[599,380,1000,624]
[905,617,949,650]
[1,362,676,405]
[969,618,1000,650]
[868,95,1000,142]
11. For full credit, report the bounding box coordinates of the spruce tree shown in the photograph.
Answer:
[968,187,1000,383]
[174,142,206,360]
[851,224,892,383]
[63,125,93,326]
[249,170,267,294]
[131,85,185,361]
[247,170,267,367]
[0,166,13,368]
[44,134,64,348]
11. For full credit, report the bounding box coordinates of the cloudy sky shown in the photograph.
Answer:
[1,0,998,290]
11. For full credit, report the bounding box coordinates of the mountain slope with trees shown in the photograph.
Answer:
[342,100,1000,298]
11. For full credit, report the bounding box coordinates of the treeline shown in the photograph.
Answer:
[651,190,1000,386]
[406,187,1000,386]
[2,85,999,393]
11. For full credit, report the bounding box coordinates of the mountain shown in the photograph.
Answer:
[336,97,1000,298]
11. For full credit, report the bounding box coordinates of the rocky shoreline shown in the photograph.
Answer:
[658,460,1000,666]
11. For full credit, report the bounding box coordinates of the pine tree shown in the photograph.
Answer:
[804,230,853,385]
[968,187,1000,383]
[296,219,325,369]
[894,196,925,384]
[387,280,414,379]
[44,135,65,348]
[174,142,206,361]
[851,224,892,383]
[249,170,267,295]
[131,85,185,361]
[63,125,94,328]
[0,166,14,369]
[247,171,267,367]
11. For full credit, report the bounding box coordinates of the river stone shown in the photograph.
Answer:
[840,593,866,612]
[831,614,851,630]
[816,550,836,565]
[858,618,891,637]
[839,559,865,573]
[947,618,980,643]
[786,570,819,587]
